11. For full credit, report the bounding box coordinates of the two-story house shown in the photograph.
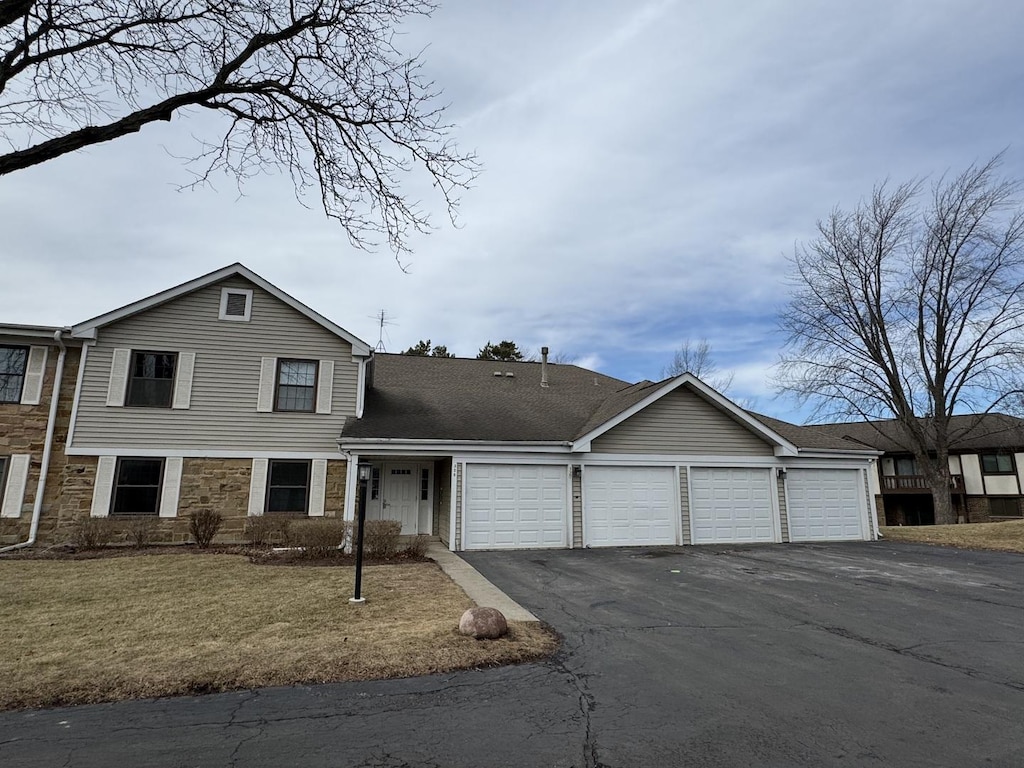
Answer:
[2,264,885,551]
[811,417,1024,526]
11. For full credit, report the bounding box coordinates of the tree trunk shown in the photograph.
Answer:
[929,470,956,525]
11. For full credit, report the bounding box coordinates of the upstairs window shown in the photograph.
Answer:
[275,359,317,412]
[126,351,177,407]
[219,287,253,321]
[111,458,164,516]
[894,457,917,476]
[981,453,1015,475]
[0,345,28,403]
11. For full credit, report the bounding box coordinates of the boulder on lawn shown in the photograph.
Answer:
[459,607,508,639]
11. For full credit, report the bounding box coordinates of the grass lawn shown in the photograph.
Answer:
[0,554,557,711]
[881,519,1024,553]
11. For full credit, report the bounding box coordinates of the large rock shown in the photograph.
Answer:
[459,606,508,639]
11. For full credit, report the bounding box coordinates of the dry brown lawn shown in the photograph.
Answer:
[0,554,558,711]
[881,519,1024,553]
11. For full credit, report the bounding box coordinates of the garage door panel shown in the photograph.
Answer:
[464,464,568,550]
[690,467,776,544]
[786,469,865,542]
[584,466,677,547]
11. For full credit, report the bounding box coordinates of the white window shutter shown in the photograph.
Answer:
[159,457,183,518]
[309,460,328,516]
[0,454,31,518]
[172,352,195,410]
[316,360,334,414]
[20,346,47,405]
[91,456,116,518]
[256,357,276,413]
[248,458,269,516]
[107,348,131,407]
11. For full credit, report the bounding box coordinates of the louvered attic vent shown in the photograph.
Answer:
[219,287,253,321]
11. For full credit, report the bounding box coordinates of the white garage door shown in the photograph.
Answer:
[463,464,568,550]
[584,466,677,547]
[690,467,776,544]
[786,468,866,541]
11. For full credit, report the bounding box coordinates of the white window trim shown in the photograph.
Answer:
[218,287,253,321]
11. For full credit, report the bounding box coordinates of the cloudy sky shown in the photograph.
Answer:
[3,0,1024,422]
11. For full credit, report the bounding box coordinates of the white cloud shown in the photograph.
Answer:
[3,0,1024,424]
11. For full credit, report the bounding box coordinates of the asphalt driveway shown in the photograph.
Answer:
[1,542,1022,767]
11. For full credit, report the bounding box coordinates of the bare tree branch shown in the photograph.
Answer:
[777,154,1024,523]
[0,0,478,253]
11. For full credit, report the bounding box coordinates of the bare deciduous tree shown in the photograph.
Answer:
[0,0,477,252]
[777,155,1024,524]
[662,338,735,394]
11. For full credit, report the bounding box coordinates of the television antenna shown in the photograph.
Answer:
[370,309,395,352]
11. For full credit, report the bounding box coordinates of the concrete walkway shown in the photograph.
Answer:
[426,542,537,622]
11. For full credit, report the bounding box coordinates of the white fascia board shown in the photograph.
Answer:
[69,263,372,355]
[337,439,573,455]
[64,447,343,459]
[578,453,785,467]
[793,449,883,460]
[571,373,800,456]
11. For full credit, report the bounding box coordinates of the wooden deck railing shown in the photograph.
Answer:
[881,474,964,493]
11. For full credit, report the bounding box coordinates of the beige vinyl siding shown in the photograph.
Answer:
[679,466,690,545]
[72,277,361,453]
[591,387,773,456]
[777,473,790,542]
[572,470,583,547]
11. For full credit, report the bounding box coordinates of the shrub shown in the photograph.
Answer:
[402,533,431,559]
[244,516,292,548]
[189,510,222,549]
[124,517,159,548]
[71,517,115,550]
[363,519,402,559]
[289,519,349,559]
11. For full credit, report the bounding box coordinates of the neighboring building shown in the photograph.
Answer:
[1,264,883,551]
[811,416,1024,526]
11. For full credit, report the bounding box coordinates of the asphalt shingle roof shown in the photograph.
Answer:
[807,414,1024,454]
[341,354,879,454]
[342,354,631,442]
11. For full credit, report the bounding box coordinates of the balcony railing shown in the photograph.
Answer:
[881,474,964,494]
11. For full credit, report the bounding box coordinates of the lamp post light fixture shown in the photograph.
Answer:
[350,462,373,604]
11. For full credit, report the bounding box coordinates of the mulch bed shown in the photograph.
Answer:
[0,543,431,566]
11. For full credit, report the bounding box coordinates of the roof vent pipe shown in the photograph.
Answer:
[541,346,549,388]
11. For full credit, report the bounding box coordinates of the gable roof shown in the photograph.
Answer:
[70,263,371,355]
[341,357,859,454]
[341,354,629,442]
[808,414,1024,454]
[572,374,800,456]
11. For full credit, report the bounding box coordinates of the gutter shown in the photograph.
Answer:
[0,330,66,553]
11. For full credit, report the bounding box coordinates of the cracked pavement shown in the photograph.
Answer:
[1,542,1022,767]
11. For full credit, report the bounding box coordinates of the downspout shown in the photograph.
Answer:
[0,330,66,553]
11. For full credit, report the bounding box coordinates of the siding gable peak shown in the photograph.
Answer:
[574,374,798,457]
[69,263,371,356]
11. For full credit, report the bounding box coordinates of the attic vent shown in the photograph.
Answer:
[504,372,514,378]
[493,371,502,377]
[219,287,253,322]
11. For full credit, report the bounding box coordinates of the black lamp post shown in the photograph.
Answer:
[350,462,372,604]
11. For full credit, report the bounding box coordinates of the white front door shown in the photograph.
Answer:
[584,466,677,546]
[381,463,420,535]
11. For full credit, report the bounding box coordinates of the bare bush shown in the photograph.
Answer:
[289,519,350,559]
[124,517,159,549]
[71,518,115,550]
[189,510,222,549]
[363,519,402,559]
